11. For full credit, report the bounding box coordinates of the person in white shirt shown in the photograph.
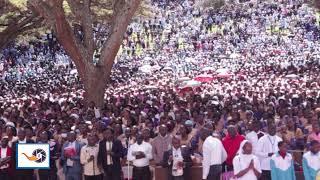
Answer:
[233,140,261,180]
[61,131,84,180]
[78,123,89,145]
[80,134,103,180]
[97,127,124,180]
[127,133,153,180]
[162,135,193,180]
[200,128,227,180]
[246,121,264,154]
[256,124,282,180]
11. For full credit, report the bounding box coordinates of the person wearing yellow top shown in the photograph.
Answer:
[80,134,103,180]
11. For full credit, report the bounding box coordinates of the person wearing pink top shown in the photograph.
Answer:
[307,122,320,143]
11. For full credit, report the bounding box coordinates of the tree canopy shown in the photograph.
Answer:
[0,0,43,49]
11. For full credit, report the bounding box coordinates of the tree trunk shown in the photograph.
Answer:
[81,65,107,108]
[29,0,142,107]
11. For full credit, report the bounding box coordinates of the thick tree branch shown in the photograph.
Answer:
[0,15,43,50]
[81,0,94,58]
[99,0,142,78]
[29,0,88,76]
[65,0,94,60]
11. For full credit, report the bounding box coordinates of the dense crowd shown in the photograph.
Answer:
[1,0,320,180]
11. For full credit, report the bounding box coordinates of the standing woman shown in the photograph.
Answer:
[270,141,296,180]
[233,140,261,180]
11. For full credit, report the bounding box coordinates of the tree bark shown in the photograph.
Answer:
[81,65,107,108]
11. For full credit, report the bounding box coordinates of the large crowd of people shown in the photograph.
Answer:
[1,0,320,180]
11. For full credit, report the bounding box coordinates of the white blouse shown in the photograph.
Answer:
[233,154,261,180]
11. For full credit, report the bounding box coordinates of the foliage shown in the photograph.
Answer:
[0,0,43,49]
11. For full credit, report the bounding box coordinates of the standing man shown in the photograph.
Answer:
[302,140,320,180]
[127,133,153,180]
[61,131,84,180]
[78,123,89,145]
[152,125,172,165]
[201,128,227,180]
[38,131,58,180]
[222,125,245,171]
[162,135,193,180]
[142,128,152,143]
[246,121,264,154]
[80,134,103,180]
[98,128,123,180]
[256,124,282,180]
[0,137,12,180]
[118,127,135,158]
[12,128,35,180]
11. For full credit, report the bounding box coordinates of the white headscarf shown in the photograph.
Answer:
[238,140,254,160]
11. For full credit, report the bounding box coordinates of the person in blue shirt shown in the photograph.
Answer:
[270,141,296,180]
[302,140,320,180]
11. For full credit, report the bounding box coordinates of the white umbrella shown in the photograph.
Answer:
[218,55,227,59]
[163,67,173,71]
[285,74,299,79]
[181,80,201,88]
[216,72,233,78]
[185,57,195,63]
[152,65,161,71]
[230,53,241,59]
[216,68,229,74]
[177,77,191,82]
[70,69,78,75]
[194,74,214,83]
[202,67,215,71]
[145,85,158,89]
[143,57,152,61]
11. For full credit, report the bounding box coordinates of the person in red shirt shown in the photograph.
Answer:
[0,137,13,180]
[222,125,245,171]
